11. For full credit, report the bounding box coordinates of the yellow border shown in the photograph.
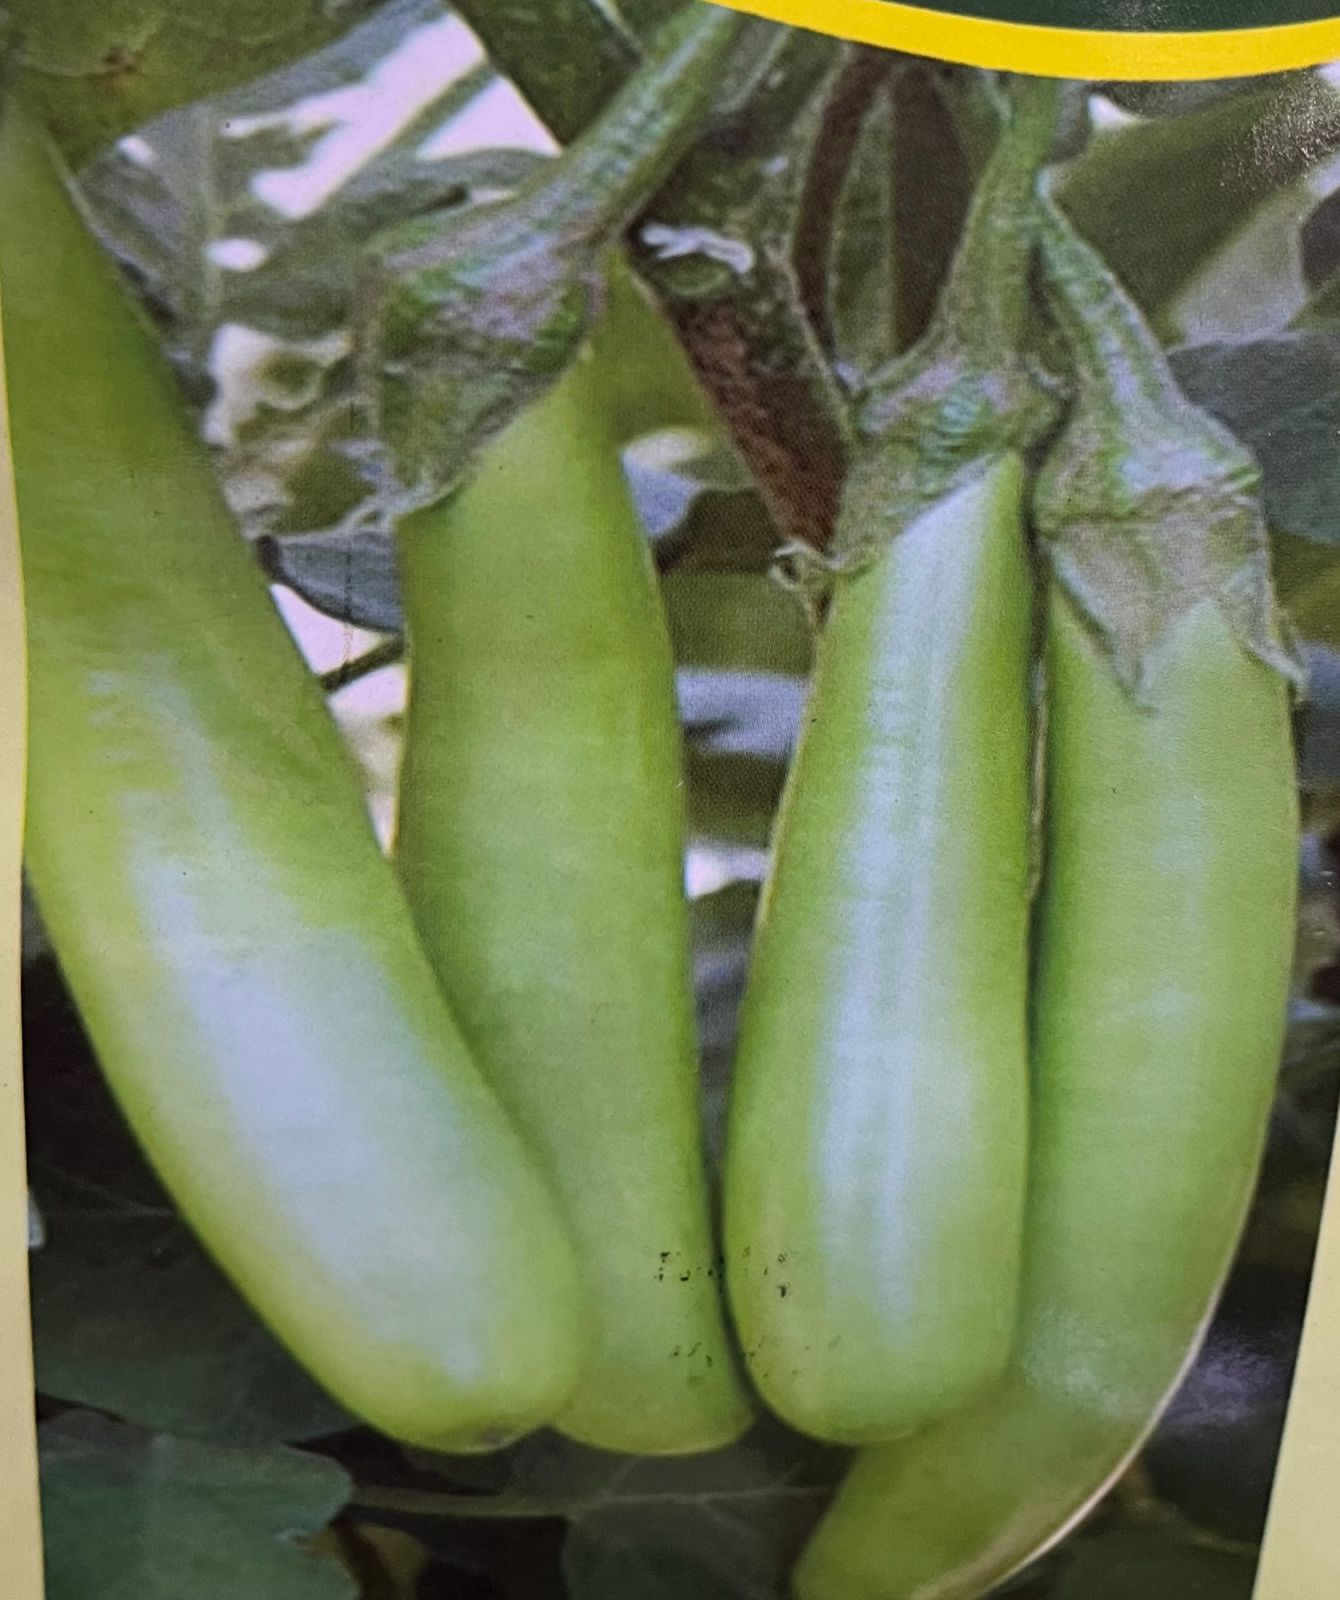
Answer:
[0,289,43,1596]
[706,0,1340,79]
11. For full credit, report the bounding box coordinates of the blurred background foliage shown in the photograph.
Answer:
[17,3,1340,1594]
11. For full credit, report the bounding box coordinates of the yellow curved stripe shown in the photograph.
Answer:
[703,0,1340,79]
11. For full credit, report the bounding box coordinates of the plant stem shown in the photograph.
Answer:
[928,76,1063,369]
[320,638,405,696]
[534,5,747,246]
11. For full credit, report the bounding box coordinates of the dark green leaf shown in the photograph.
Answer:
[663,574,812,675]
[1171,334,1340,550]
[620,0,690,37]
[1143,1267,1306,1543]
[1299,646,1340,791]
[660,489,784,575]
[446,0,636,145]
[259,528,402,632]
[1097,78,1294,119]
[1278,558,1340,654]
[1299,267,1340,328]
[559,1420,844,1600]
[39,1412,355,1600]
[831,78,897,380]
[11,0,386,168]
[687,750,786,850]
[623,432,751,547]
[408,1420,844,1599]
[1300,186,1340,293]
[1060,74,1340,331]
[1051,1529,1256,1599]
[564,1521,762,1600]
[77,0,548,547]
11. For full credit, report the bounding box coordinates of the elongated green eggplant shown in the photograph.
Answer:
[723,77,1061,1446]
[3,93,585,1454]
[796,199,1299,1599]
[395,340,753,1455]
[384,5,752,1457]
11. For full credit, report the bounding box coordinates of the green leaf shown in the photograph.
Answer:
[39,1412,356,1600]
[446,0,637,145]
[1142,1265,1305,1544]
[1299,183,1340,293]
[76,0,548,549]
[659,487,783,575]
[687,751,786,850]
[1278,558,1340,653]
[1298,646,1340,792]
[1051,1529,1256,1599]
[623,430,750,547]
[11,0,386,168]
[558,1421,845,1600]
[258,528,402,633]
[664,574,812,675]
[619,0,689,36]
[402,1420,844,1599]
[831,82,897,379]
[1162,181,1314,345]
[1171,334,1340,550]
[1096,78,1294,119]
[564,1524,762,1600]
[1059,73,1340,333]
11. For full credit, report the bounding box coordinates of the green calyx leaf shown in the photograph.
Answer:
[1035,195,1302,702]
[828,73,1063,574]
[354,3,743,511]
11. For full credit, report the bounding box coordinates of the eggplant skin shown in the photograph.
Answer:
[3,96,585,1454]
[725,454,1035,1446]
[395,351,753,1457]
[796,594,1298,1600]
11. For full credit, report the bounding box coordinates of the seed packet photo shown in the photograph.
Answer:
[5,1,1340,1596]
